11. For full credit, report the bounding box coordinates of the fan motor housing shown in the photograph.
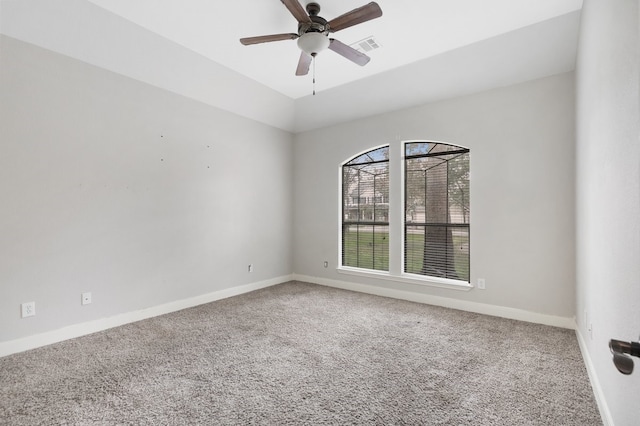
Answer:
[298,2,328,35]
[299,16,328,34]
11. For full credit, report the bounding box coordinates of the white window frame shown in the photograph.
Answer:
[338,140,472,292]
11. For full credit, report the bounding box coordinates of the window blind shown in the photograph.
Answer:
[404,142,470,282]
[342,147,389,271]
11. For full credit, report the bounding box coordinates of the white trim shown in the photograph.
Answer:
[575,325,613,426]
[293,273,574,329]
[0,275,292,358]
[337,163,344,270]
[400,139,470,276]
[338,144,390,274]
[388,139,403,275]
[339,140,472,285]
[336,266,473,291]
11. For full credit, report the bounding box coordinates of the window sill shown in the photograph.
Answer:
[336,267,474,292]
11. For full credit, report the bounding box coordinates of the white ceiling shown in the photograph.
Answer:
[0,0,583,132]
[85,0,583,99]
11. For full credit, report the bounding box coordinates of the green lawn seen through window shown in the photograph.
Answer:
[342,228,389,271]
[342,230,469,281]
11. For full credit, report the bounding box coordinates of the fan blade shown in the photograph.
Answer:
[296,52,312,76]
[329,39,370,66]
[281,0,311,24]
[240,33,299,45]
[327,2,382,32]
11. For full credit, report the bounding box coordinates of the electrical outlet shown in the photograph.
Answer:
[323,261,328,268]
[21,302,35,318]
[477,278,486,290]
[248,264,253,273]
[81,292,92,305]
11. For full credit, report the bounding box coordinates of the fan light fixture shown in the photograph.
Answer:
[239,0,383,95]
[297,32,330,55]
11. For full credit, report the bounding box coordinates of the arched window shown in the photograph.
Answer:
[341,146,389,271]
[405,142,470,282]
[340,141,470,286]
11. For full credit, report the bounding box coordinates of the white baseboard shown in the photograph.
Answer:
[293,274,575,329]
[575,326,613,426]
[0,275,292,358]
[0,274,575,357]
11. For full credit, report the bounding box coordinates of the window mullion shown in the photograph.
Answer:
[388,140,403,275]
[357,169,361,267]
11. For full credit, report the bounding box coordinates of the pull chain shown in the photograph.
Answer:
[312,55,316,96]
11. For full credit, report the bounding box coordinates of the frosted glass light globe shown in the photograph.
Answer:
[297,32,330,55]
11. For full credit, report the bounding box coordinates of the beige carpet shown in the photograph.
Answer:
[0,281,601,425]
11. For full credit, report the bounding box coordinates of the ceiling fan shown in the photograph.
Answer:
[240,1,383,77]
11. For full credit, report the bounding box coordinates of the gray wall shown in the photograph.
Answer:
[575,1,640,424]
[3,3,638,420]
[293,72,576,319]
[0,35,293,342]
